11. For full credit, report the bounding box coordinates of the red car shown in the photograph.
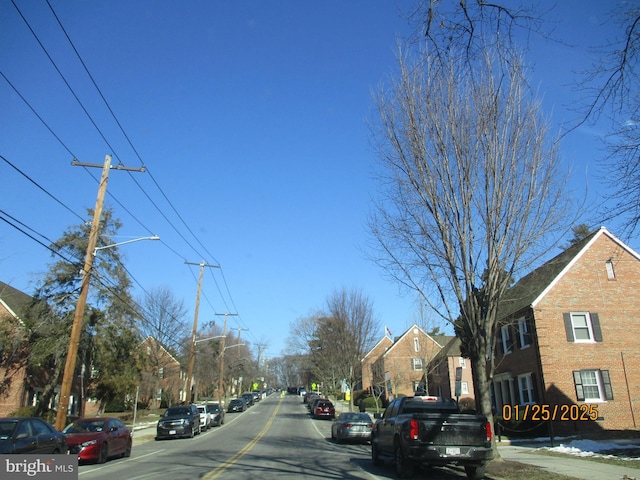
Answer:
[63,417,132,463]
[313,400,336,420]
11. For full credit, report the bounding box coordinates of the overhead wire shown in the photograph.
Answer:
[5,0,254,346]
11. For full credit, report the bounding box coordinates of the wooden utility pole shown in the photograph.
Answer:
[55,155,145,431]
[215,312,238,404]
[185,261,219,403]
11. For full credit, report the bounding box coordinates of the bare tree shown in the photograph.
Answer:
[573,5,640,237]
[368,49,572,454]
[326,287,378,411]
[137,286,189,408]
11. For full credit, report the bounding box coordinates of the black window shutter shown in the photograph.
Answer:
[591,313,603,342]
[507,327,514,352]
[563,313,574,342]
[573,371,584,401]
[601,370,614,400]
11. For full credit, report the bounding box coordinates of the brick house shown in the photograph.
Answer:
[0,281,96,418]
[363,324,447,398]
[361,335,393,396]
[0,281,31,416]
[493,226,640,435]
[427,336,476,405]
[139,336,186,408]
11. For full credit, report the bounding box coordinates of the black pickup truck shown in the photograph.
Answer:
[371,396,493,479]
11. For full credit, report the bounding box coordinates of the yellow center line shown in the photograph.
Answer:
[202,397,283,480]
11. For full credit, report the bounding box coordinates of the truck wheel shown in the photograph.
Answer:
[394,442,415,478]
[371,441,384,466]
[465,465,486,480]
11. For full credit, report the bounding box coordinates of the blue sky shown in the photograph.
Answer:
[0,1,630,359]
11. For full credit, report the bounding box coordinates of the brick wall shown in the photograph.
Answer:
[535,234,640,433]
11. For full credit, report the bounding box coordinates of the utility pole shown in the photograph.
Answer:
[185,261,220,403]
[215,312,238,404]
[55,155,145,431]
[231,326,248,396]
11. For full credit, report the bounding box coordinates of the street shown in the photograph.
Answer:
[76,394,474,480]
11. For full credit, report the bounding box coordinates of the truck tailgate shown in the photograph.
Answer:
[417,414,489,446]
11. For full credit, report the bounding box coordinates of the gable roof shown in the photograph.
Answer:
[140,335,182,366]
[362,335,393,360]
[0,281,33,322]
[383,323,445,357]
[499,227,640,318]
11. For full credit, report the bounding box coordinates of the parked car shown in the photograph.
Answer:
[63,417,132,463]
[156,404,201,440]
[241,393,254,408]
[251,391,261,403]
[196,405,211,430]
[331,412,373,444]
[205,403,225,426]
[0,417,67,454]
[313,400,335,420]
[308,396,327,413]
[227,398,246,413]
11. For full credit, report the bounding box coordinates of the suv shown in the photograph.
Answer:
[313,400,335,420]
[156,404,201,439]
[196,405,211,430]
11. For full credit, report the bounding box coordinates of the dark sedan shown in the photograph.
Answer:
[331,412,373,443]
[63,417,132,463]
[227,398,245,413]
[0,417,67,454]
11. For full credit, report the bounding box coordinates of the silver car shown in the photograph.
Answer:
[331,412,374,444]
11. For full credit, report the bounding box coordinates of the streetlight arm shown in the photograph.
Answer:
[93,236,160,255]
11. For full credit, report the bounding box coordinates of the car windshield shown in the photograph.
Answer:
[63,420,107,434]
[0,420,18,439]
[207,405,220,412]
[164,407,190,417]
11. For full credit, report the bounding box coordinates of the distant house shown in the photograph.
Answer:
[493,227,640,434]
[426,337,475,403]
[363,324,447,398]
[0,281,31,416]
[139,336,186,408]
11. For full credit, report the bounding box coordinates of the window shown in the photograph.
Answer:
[414,338,420,352]
[574,370,613,401]
[460,382,469,395]
[564,312,603,343]
[158,367,164,379]
[411,358,423,370]
[500,325,513,354]
[518,373,536,405]
[517,318,531,348]
[459,357,466,368]
[605,259,615,280]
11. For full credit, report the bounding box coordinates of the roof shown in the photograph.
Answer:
[0,281,33,321]
[431,336,462,362]
[499,226,640,318]
[383,324,446,358]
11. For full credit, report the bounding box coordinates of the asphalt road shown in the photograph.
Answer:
[76,394,475,480]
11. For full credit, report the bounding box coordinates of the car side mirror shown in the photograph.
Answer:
[373,413,382,419]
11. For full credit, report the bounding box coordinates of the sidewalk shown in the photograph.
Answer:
[498,443,640,480]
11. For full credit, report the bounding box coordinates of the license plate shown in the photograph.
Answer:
[169,430,177,435]
[445,447,460,455]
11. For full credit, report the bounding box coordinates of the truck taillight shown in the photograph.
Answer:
[409,419,419,440]
[485,421,492,442]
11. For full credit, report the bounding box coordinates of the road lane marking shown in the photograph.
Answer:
[202,397,282,479]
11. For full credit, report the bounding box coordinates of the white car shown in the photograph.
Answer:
[196,405,211,430]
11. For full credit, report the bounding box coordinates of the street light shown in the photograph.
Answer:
[55,235,160,431]
[93,236,160,256]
